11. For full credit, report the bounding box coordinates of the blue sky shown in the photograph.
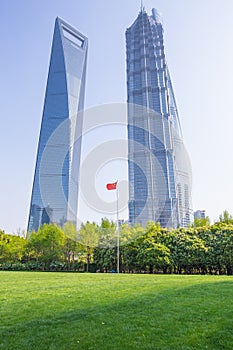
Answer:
[1,0,233,233]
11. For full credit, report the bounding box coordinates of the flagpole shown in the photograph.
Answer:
[116,183,120,273]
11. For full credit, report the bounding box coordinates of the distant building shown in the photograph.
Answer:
[117,219,129,227]
[126,7,192,228]
[194,210,206,220]
[28,18,88,232]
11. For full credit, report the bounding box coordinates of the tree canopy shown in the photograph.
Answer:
[1,216,233,275]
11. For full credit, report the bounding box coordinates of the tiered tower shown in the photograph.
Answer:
[126,8,192,227]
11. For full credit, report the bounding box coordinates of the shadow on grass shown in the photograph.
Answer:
[0,280,232,350]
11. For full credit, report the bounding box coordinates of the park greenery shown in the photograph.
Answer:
[1,210,233,275]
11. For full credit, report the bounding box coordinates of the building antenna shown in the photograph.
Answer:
[141,0,144,12]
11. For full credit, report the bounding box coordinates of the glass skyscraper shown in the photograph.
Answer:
[126,8,192,228]
[28,18,88,232]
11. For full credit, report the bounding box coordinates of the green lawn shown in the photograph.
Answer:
[0,272,232,350]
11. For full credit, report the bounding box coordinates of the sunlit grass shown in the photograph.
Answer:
[0,272,232,349]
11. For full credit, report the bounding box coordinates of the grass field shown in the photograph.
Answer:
[0,272,232,350]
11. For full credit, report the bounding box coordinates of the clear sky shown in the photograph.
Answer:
[1,0,233,233]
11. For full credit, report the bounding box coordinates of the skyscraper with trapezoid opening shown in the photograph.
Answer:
[28,17,88,232]
[126,7,192,228]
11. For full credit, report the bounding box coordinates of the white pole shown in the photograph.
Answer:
[116,184,120,273]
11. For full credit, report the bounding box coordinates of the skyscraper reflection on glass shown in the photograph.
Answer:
[28,18,88,232]
[126,8,192,228]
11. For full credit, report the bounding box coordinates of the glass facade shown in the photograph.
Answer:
[126,8,192,228]
[28,18,88,232]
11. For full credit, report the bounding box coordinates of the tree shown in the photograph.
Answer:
[93,219,117,272]
[136,232,170,273]
[218,210,233,224]
[26,224,65,269]
[120,224,145,273]
[0,231,10,263]
[78,222,99,272]
[0,231,26,264]
[221,229,233,275]
[168,229,207,274]
[193,217,211,228]
[63,222,78,269]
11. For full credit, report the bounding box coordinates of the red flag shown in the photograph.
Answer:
[106,181,117,190]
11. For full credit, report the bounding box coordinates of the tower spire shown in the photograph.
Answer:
[140,0,144,12]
